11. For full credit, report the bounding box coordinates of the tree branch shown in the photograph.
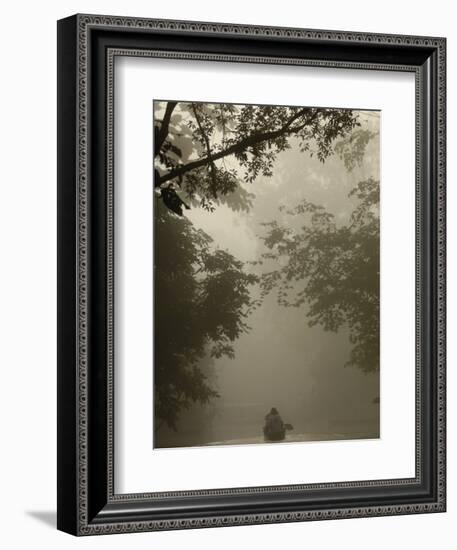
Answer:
[191,104,218,198]
[288,110,319,134]
[156,107,315,186]
[154,101,178,156]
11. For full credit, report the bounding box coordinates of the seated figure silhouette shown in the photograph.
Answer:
[263,407,286,441]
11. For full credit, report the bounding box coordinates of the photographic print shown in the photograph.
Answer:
[153,100,380,449]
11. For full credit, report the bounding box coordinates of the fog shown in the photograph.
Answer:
[156,109,380,448]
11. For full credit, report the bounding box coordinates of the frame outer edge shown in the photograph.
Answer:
[436,37,446,512]
[63,13,446,535]
[57,14,79,536]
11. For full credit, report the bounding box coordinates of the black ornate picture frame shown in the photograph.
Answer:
[57,14,446,535]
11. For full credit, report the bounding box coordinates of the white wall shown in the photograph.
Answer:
[0,0,454,548]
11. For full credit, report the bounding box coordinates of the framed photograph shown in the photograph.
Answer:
[57,14,446,535]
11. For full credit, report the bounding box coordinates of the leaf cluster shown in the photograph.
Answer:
[260,178,380,372]
[155,205,259,429]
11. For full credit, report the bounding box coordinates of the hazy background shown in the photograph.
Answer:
[156,108,380,448]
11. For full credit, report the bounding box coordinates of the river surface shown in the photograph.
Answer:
[156,409,379,448]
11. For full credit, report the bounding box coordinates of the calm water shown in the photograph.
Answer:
[155,402,379,449]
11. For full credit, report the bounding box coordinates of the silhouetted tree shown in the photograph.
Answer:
[155,203,259,431]
[260,178,380,372]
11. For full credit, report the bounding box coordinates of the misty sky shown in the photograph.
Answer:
[155,104,380,446]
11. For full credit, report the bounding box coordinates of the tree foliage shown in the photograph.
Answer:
[155,204,259,430]
[154,101,361,213]
[334,128,378,171]
[260,178,380,372]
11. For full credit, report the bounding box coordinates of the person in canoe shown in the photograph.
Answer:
[263,407,290,441]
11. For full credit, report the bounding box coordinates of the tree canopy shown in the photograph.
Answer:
[260,177,380,372]
[154,203,259,431]
[154,101,361,213]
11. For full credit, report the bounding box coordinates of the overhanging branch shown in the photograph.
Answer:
[156,107,316,187]
[154,101,178,156]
